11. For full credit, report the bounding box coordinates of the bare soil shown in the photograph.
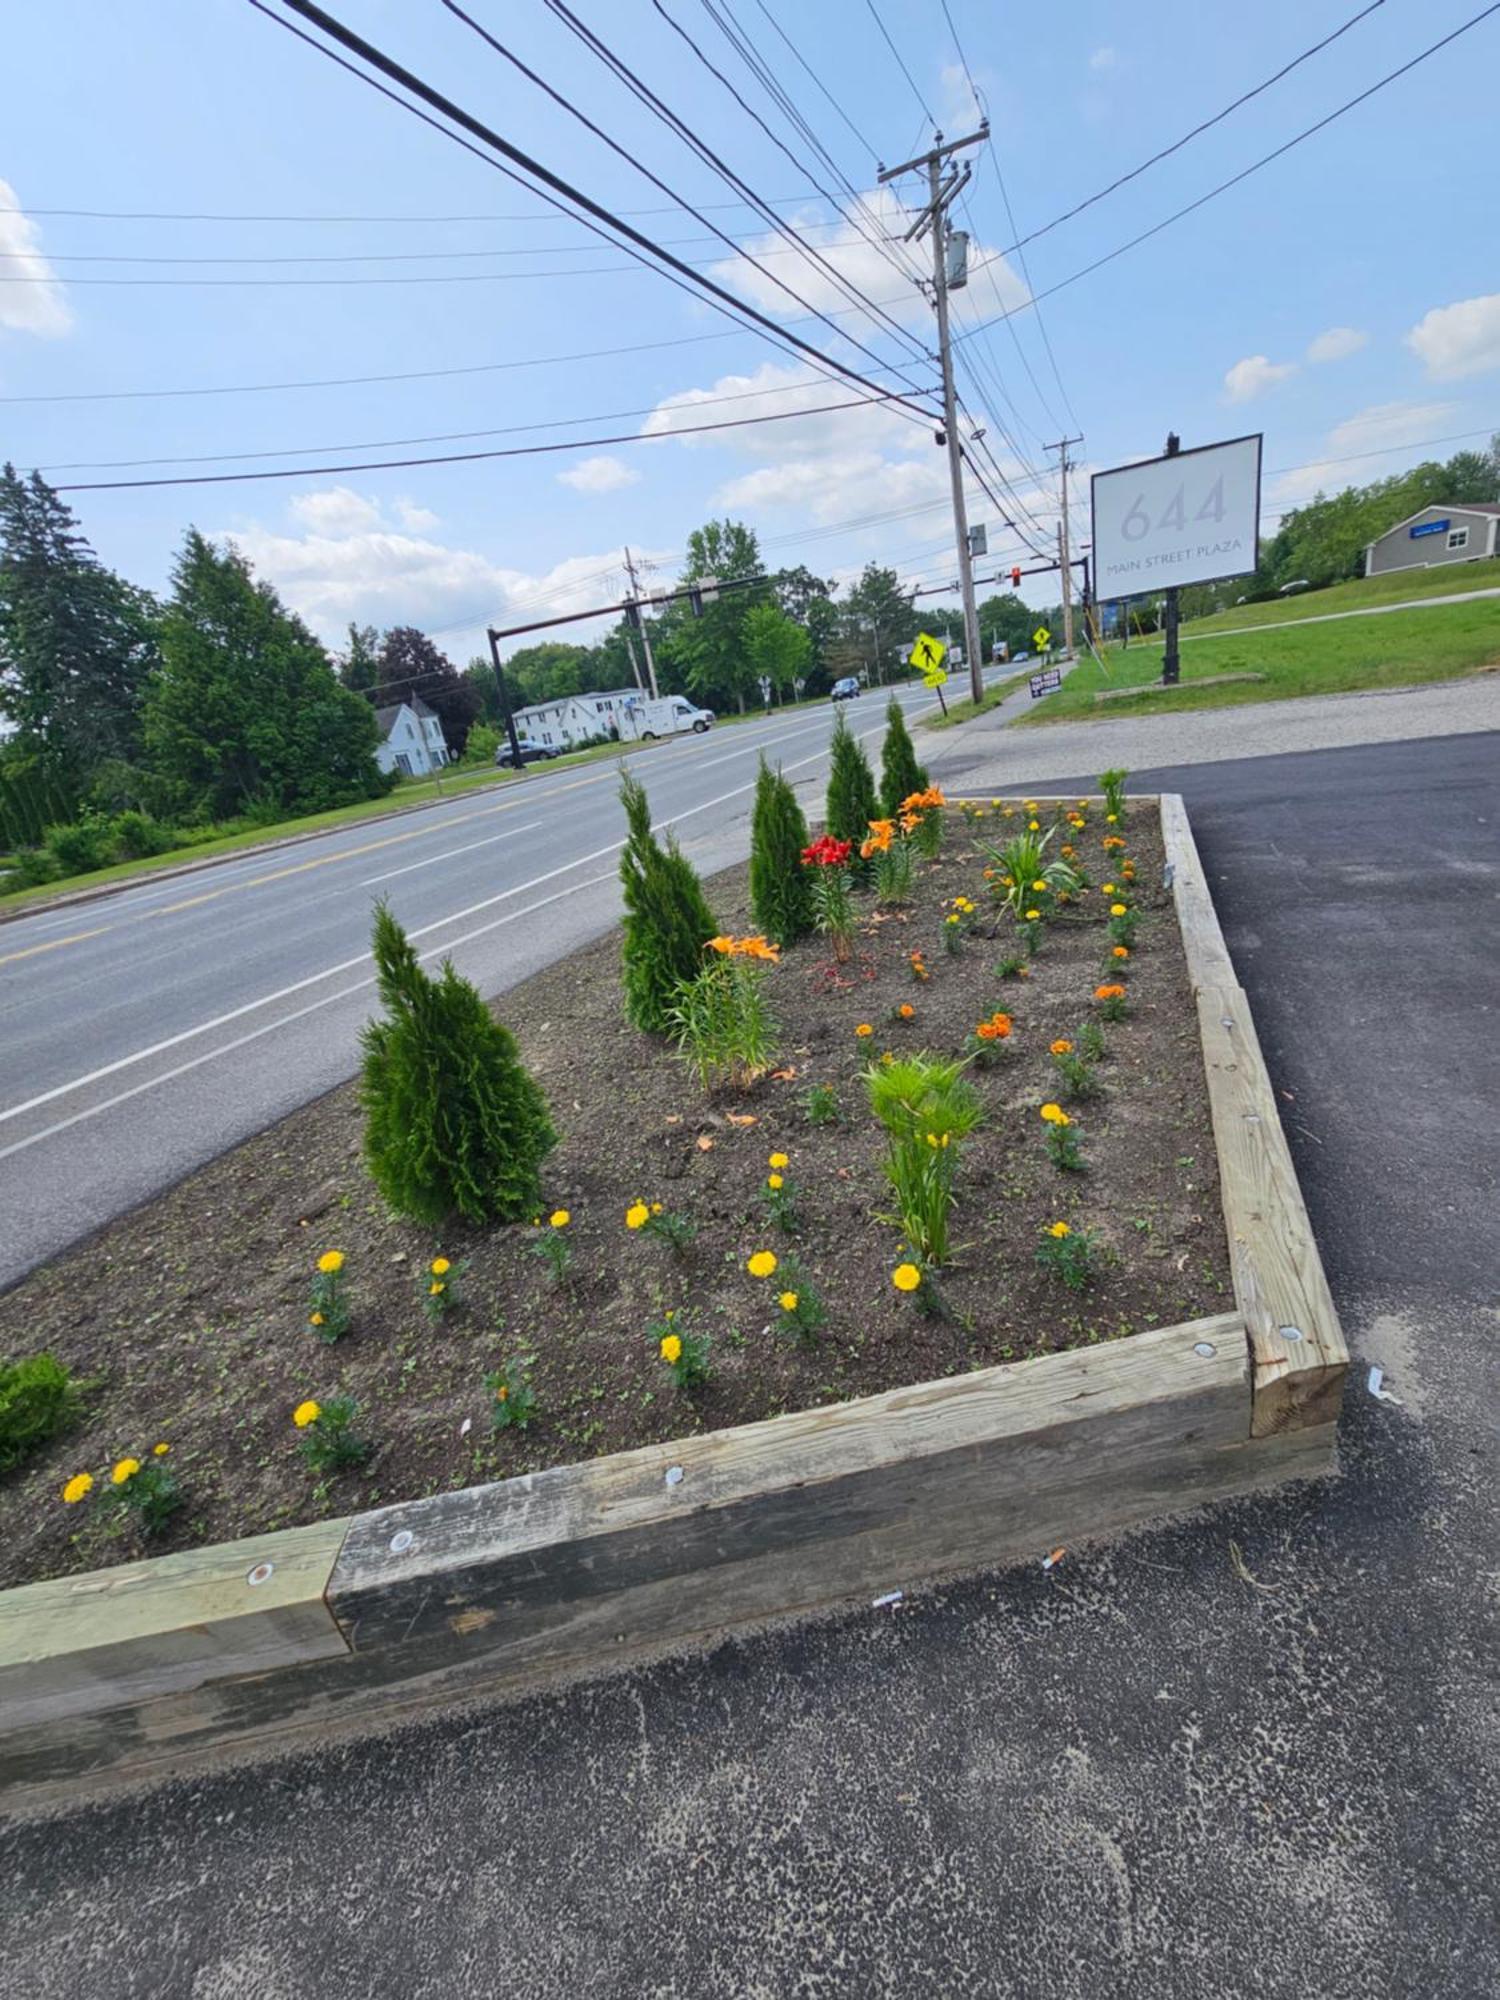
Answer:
[0,798,1232,1588]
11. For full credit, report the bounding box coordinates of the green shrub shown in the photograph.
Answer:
[361,901,555,1225]
[619,771,718,1034]
[879,698,928,816]
[0,1352,78,1474]
[44,813,118,876]
[463,722,503,766]
[3,846,61,889]
[110,809,178,859]
[748,758,813,945]
[824,714,880,849]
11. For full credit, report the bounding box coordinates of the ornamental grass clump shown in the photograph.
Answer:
[865,1054,983,1265]
[668,934,780,1092]
[748,758,814,946]
[802,834,857,962]
[619,771,719,1034]
[824,714,880,851]
[1035,1220,1101,1292]
[0,1351,78,1474]
[308,1249,350,1343]
[361,902,555,1226]
[1098,767,1129,819]
[982,823,1081,922]
[1049,1037,1102,1100]
[293,1396,371,1473]
[1040,1102,1085,1172]
[655,1310,711,1391]
[486,1354,537,1431]
[879,697,928,816]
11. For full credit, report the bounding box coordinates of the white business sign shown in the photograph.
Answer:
[1091,434,1262,595]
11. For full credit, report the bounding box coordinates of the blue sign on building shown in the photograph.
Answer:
[1410,518,1450,539]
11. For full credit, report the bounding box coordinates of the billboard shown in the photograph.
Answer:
[1091,434,1262,596]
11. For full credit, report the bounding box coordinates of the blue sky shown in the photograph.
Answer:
[3,0,1498,663]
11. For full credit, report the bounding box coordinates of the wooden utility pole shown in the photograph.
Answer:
[622,546,660,699]
[879,125,988,707]
[1046,435,1084,658]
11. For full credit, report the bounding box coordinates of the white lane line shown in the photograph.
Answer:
[0,700,908,1132]
[360,822,542,886]
[0,869,622,1166]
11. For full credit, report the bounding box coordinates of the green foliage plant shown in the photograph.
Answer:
[1098,768,1129,818]
[748,758,813,944]
[98,1451,182,1536]
[667,937,779,1092]
[487,1355,538,1430]
[294,1395,371,1472]
[1049,1039,1102,1100]
[308,1249,350,1342]
[655,1309,711,1391]
[773,1256,827,1345]
[802,1081,840,1125]
[361,901,555,1225]
[625,1198,697,1255]
[0,1352,78,1474]
[865,1054,983,1265]
[1035,1221,1100,1292]
[981,822,1081,921]
[879,697,928,816]
[619,771,718,1034]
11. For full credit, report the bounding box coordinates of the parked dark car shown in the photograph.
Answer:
[830,676,862,702]
[495,737,556,768]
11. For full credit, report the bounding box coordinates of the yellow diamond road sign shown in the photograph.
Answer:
[1033,626,1051,650]
[909,632,946,676]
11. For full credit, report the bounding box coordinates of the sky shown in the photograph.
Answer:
[3,0,1498,667]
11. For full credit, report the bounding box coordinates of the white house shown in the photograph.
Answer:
[509,687,641,752]
[374,697,450,778]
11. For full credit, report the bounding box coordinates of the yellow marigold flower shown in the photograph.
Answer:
[1028,819,1040,831]
[62,1472,93,1505]
[778,1291,799,1312]
[660,1333,683,1364]
[317,1250,344,1275]
[495,1383,509,1402]
[431,1256,451,1275]
[1106,813,1119,823]
[429,1281,445,1297]
[768,1152,789,1169]
[309,1311,325,1327]
[945,912,961,926]
[1110,902,1128,918]
[626,1201,650,1230]
[651,1202,663,1214]
[1031,879,1047,892]
[892,1262,922,1293]
[747,1250,778,1278]
[898,1003,914,1019]
[1024,800,1038,812]
[1039,1102,1068,1125]
[767,1173,784,1190]
[1113,945,1130,960]
[153,1441,170,1457]
[111,1457,141,1486]
[1101,882,1116,895]
[1048,1221,1071,1238]
[549,1209,570,1228]
[1024,909,1040,921]
[293,1400,321,1429]
[855,1022,874,1037]
[1050,1039,1074,1056]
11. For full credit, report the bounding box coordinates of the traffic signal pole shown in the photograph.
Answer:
[880,126,988,708]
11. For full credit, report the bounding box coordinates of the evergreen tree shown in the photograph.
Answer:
[824,713,880,847]
[879,697,928,815]
[338,622,381,694]
[144,530,385,819]
[0,464,159,779]
[361,902,555,1225]
[619,770,718,1033]
[749,757,813,945]
[376,625,482,755]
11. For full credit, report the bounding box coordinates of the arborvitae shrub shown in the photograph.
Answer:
[0,1352,78,1474]
[619,771,718,1033]
[749,757,813,945]
[879,698,928,815]
[824,714,880,848]
[361,902,554,1225]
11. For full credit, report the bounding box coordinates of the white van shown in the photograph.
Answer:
[617,696,715,741]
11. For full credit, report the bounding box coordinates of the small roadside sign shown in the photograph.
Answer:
[922,665,949,689]
[1032,626,1051,651]
[909,632,946,676]
[1029,667,1063,699]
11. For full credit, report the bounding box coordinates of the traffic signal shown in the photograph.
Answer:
[1010,566,1022,588]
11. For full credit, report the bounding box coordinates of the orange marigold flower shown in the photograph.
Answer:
[1112,945,1130,960]
[855,1022,874,1037]
[1050,1038,1073,1056]
[898,1002,915,1018]
[1095,983,1127,1000]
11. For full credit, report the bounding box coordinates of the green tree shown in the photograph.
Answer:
[771,567,840,692]
[463,655,503,724]
[338,622,381,695]
[975,591,1035,663]
[0,464,159,781]
[619,770,718,1033]
[743,602,812,706]
[825,712,880,846]
[660,519,769,712]
[840,563,919,685]
[879,697,928,815]
[749,757,813,945]
[360,902,555,1225]
[144,530,385,820]
[376,626,481,755]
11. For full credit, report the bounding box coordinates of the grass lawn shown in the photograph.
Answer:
[1019,599,1500,725]
[1172,557,1500,639]
[924,668,1031,729]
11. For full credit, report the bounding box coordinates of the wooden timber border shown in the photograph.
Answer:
[0,796,1347,1811]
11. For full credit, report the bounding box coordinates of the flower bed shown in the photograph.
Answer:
[0,794,1234,1592]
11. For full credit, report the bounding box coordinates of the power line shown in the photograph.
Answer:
[248,0,937,427]
[6,193,864,223]
[863,0,937,129]
[961,4,1500,340]
[746,0,879,161]
[48,386,918,492]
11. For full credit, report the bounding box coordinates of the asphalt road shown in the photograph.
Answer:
[6,730,1494,1998]
[0,684,939,1290]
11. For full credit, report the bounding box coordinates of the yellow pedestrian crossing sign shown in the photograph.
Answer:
[909,632,946,677]
[1033,626,1052,651]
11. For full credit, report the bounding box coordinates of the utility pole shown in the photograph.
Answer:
[1046,435,1084,658]
[622,546,660,699]
[880,125,988,707]
[484,629,525,769]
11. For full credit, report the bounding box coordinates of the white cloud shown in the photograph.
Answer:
[393,498,441,531]
[1405,293,1500,381]
[287,487,384,537]
[1222,354,1298,404]
[556,453,641,494]
[0,181,72,338]
[1305,326,1368,365]
[1089,47,1117,71]
[1270,399,1460,508]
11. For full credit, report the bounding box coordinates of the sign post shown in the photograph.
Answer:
[909,632,949,714]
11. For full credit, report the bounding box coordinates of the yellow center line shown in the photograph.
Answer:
[0,924,112,968]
